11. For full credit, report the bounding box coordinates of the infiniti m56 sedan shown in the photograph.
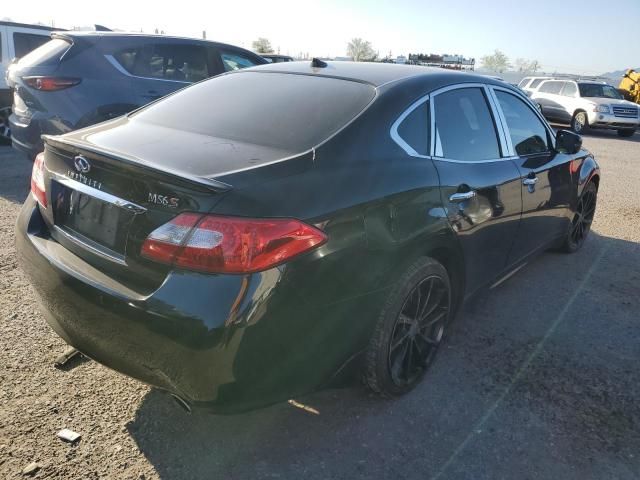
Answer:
[16,60,600,413]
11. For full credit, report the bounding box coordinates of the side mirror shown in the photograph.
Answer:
[555,129,582,154]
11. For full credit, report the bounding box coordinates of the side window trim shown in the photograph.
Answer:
[429,83,511,163]
[489,85,556,157]
[390,93,430,157]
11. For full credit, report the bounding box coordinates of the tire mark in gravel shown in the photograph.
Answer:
[429,242,610,480]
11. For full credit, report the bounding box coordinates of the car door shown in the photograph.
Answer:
[490,86,574,262]
[430,84,523,293]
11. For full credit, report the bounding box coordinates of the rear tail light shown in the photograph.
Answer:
[141,213,327,274]
[23,76,81,91]
[31,152,47,207]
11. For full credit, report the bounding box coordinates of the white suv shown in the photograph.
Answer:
[517,76,552,97]
[0,21,56,142]
[531,79,639,137]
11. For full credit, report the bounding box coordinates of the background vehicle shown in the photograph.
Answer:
[532,78,639,136]
[619,68,640,104]
[16,62,599,413]
[261,54,294,63]
[6,32,267,159]
[0,21,59,143]
[517,76,551,96]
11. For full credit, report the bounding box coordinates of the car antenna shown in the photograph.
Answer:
[311,58,328,68]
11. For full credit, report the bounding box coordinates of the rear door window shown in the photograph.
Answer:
[538,81,563,94]
[13,32,51,59]
[433,87,501,161]
[114,44,209,82]
[561,82,577,97]
[219,49,262,71]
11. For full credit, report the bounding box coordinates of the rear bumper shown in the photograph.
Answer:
[16,198,383,412]
[9,112,71,160]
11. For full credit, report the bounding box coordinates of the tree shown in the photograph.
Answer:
[515,58,540,74]
[346,38,377,62]
[252,38,273,54]
[480,49,510,73]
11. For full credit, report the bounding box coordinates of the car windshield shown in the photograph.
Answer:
[132,71,376,153]
[578,83,623,99]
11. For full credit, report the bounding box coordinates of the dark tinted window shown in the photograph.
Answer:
[114,44,209,82]
[396,101,429,155]
[13,32,51,58]
[220,50,261,71]
[518,78,530,88]
[496,91,549,156]
[561,82,577,97]
[538,81,563,94]
[133,72,376,153]
[529,79,545,88]
[16,38,70,66]
[433,88,500,161]
[578,83,623,99]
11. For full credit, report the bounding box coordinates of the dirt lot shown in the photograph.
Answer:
[1,130,639,479]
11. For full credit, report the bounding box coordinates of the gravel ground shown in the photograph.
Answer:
[0,129,639,479]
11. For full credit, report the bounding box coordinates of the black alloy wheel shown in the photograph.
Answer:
[365,257,451,396]
[388,275,449,387]
[563,182,597,253]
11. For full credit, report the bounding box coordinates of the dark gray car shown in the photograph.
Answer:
[7,31,267,160]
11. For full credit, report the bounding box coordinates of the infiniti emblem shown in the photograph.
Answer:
[73,155,91,173]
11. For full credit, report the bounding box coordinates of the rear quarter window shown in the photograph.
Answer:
[16,38,70,66]
[395,101,430,155]
[132,71,376,153]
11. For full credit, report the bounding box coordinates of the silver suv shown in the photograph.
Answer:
[531,79,639,137]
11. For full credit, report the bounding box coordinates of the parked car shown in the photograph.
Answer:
[0,21,59,143]
[531,79,639,136]
[16,61,600,413]
[517,76,552,96]
[6,32,267,159]
[262,54,294,63]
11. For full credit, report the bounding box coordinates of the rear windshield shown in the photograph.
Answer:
[132,71,376,152]
[17,38,71,66]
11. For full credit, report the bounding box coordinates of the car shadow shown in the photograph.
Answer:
[126,231,640,479]
[0,146,31,204]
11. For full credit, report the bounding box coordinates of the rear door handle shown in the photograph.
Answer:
[523,177,538,186]
[449,191,477,202]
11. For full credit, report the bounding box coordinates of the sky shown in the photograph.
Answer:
[4,0,640,74]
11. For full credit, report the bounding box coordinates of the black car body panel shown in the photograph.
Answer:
[7,32,267,159]
[16,62,600,412]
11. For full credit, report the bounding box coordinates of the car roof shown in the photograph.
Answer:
[0,21,61,31]
[52,31,246,49]
[246,60,507,88]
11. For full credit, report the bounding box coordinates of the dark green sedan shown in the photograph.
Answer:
[16,60,600,413]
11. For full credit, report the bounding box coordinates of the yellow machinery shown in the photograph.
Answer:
[619,69,640,104]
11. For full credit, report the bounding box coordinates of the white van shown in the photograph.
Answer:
[1,21,57,142]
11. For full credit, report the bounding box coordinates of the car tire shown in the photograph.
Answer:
[561,181,597,253]
[0,106,11,145]
[571,111,589,134]
[617,128,636,137]
[364,257,451,397]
